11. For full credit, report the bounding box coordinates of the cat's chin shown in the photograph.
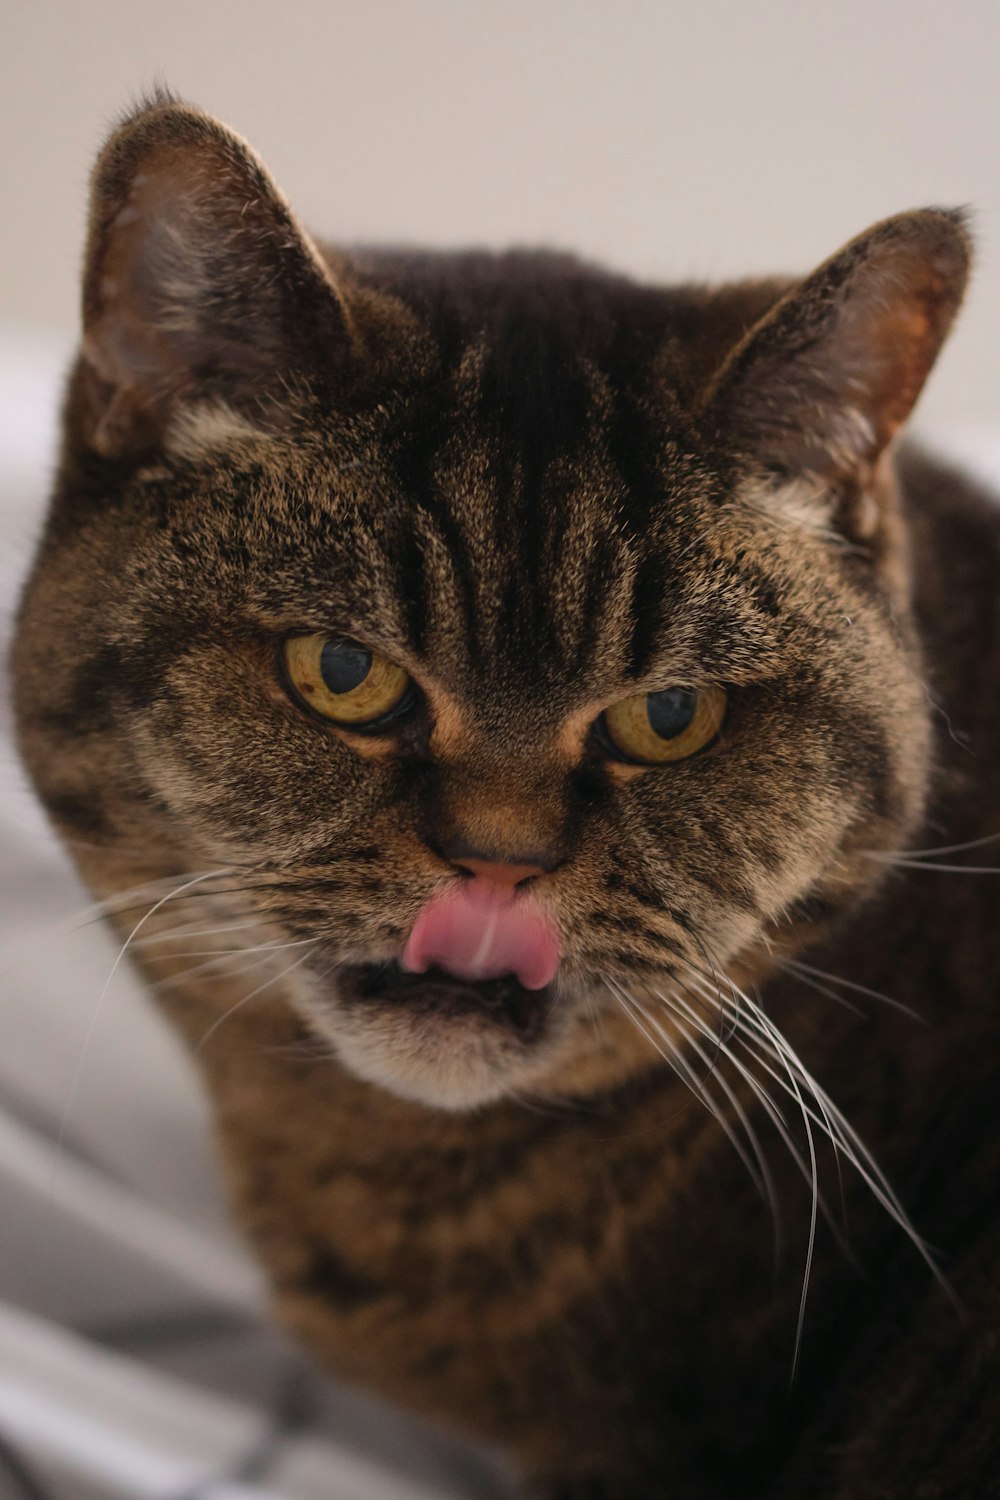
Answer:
[291,961,567,1111]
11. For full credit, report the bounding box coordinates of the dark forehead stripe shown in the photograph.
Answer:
[388,351,614,680]
[480,334,594,670]
[349,252,786,686]
[576,529,631,675]
[606,383,666,535]
[382,337,627,677]
[627,551,672,681]
[462,301,616,679]
[390,395,482,661]
[474,310,596,478]
[391,517,431,657]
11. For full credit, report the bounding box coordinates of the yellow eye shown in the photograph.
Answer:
[282,634,414,728]
[601,684,727,765]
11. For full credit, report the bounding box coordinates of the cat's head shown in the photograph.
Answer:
[14,96,970,1109]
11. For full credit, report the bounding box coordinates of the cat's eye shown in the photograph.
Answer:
[599,685,727,765]
[282,634,414,729]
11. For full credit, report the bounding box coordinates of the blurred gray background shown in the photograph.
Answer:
[2,0,998,426]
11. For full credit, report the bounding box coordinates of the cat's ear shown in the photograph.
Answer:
[704,209,971,511]
[80,93,351,456]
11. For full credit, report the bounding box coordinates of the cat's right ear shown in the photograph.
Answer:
[702,209,971,533]
[79,93,352,456]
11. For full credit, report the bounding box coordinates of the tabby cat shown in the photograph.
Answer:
[12,95,999,1497]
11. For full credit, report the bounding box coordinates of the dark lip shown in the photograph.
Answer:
[335,961,554,1041]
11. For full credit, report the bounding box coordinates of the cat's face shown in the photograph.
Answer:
[14,99,968,1110]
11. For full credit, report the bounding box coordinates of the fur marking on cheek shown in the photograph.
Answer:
[403,881,561,990]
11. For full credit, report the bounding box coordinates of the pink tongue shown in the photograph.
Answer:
[402,882,560,991]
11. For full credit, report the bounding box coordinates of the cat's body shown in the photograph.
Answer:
[11,97,999,1496]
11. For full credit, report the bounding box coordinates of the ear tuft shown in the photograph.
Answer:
[704,209,972,490]
[80,96,351,455]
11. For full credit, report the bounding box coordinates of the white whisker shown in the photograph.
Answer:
[150,947,288,993]
[132,917,271,948]
[870,857,1000,875]
[0,872,224,982]
[866,829,1000,860]
[778,956,923,1022]
[655,979,839,1318]
[681,962,955,1310]
[668,962,944,1372]
[54,868,235,1165]
[137,935,318,961]
[659,977,859,1274]
[194,950,315,1055]
[633,988,783,1255]
[605,977,768,1205]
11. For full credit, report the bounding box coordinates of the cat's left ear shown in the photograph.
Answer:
[703,209,971,524]
[79,93,352,456]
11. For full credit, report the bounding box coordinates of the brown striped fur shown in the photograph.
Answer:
[12,95,999,1496]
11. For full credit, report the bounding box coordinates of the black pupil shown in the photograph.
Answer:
[320,641,372,695]
[647,687,697,740]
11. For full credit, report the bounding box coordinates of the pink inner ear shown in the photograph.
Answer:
[402,882,561,991]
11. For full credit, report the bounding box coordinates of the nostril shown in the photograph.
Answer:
[435,836,561,887]
[454,856,548,888]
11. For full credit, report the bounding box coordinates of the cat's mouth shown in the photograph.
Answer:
[336,960,554,1042]
[302,886,565,1106]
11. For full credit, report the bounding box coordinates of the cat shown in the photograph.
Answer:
[12,91,999,1498]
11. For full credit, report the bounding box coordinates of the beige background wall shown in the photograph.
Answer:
[2,0,998,425]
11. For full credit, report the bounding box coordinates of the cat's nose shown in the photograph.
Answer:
[455,856,548,888]
[438,837,559,888]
